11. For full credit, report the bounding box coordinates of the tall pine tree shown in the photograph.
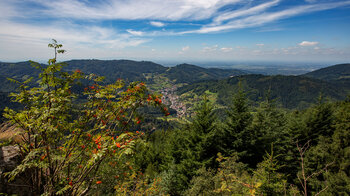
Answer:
[167,96,219,194]
[219,82,253,161]
[250,93,290,168]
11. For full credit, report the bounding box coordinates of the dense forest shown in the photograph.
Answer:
[177,74,348,109]
[0,41,349,195]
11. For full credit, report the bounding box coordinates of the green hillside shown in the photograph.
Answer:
[0,61,348,111]
[303,63,350,87]
[0,60,245,120]
[163,63,245,84]
[0,60,245,85]
[65,59,167,83]
[178,74,349,109]
[0,61,41,78]
[303,63,350,81]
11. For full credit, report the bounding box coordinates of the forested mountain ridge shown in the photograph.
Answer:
[177,74,349,109]
[0,60,245,85]
[303,63,350,87]
[0,60,349,112]
[163,63,245,84]
[0,60,245,122]
[64,59,167,83]
[303,63,350,81]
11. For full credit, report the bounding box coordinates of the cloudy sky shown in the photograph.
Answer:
[0,0,350,64]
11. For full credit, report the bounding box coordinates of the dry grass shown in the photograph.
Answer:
[0,122,26,143]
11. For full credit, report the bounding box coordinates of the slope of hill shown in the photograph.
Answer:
[163,63,245,84]
[303,63,350,81]
[302,63,350,89]
[1,60,348,111]
[177,74,348,109]
[0,61,41,78]
[65,59,167,83]
[0,60,245,85]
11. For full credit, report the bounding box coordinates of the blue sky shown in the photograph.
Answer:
[0,0,349,64]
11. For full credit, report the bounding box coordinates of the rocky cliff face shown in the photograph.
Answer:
[0,145,20,170]
[0,145,26,195]
[0,123,31,195]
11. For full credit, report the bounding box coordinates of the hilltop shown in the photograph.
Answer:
[177,74,348,110]
[0,60,245,85]
[303,63,350,87]
[0,60,349,115]
[303,63,350,81]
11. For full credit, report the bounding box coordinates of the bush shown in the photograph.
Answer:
[3,40,167,195]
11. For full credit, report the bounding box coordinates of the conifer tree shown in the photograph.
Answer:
[167,96,218,194]
[191,95,218,167]
[291,95,335,145]
[219,82,253,161]
[250,93,290,167]
[303,99,350,195]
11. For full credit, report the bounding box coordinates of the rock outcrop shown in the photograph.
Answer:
[0,123,31,195]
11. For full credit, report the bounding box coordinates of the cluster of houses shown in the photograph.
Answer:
[160,86,187,118]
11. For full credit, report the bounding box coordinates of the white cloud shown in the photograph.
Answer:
[202,45,218,52]
[1,0,350,37]
[182,46,190,51]
[212,0,280,24]
[0,0,349,62]
[0,20,150,61]
[181,1,350,34]
[126,29,144,36]
[0,1,17,19]
[150,21,166,27]
[299,41,319,46]
[178,45,190,54]
[256,43,265,46]
[8,0,242,21]
[220,47,233,52]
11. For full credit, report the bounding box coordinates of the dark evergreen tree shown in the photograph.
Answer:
[219,82,253,161]
[191,95,219,168]
[250,94,291,168]
[303,98,350,195]
[166,96,219,194]
[291,96,335,145]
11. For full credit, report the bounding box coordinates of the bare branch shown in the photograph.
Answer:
[315,186,328,196]
[306,162,334,181]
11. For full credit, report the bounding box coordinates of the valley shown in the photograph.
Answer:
[1,60,349,121]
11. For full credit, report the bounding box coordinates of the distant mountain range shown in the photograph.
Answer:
[303,63,350,80]
[303,63,350,87]
[178,74,348,109]
[0,60,245,89]
[0,60,349,111]
[177,63,350,109]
